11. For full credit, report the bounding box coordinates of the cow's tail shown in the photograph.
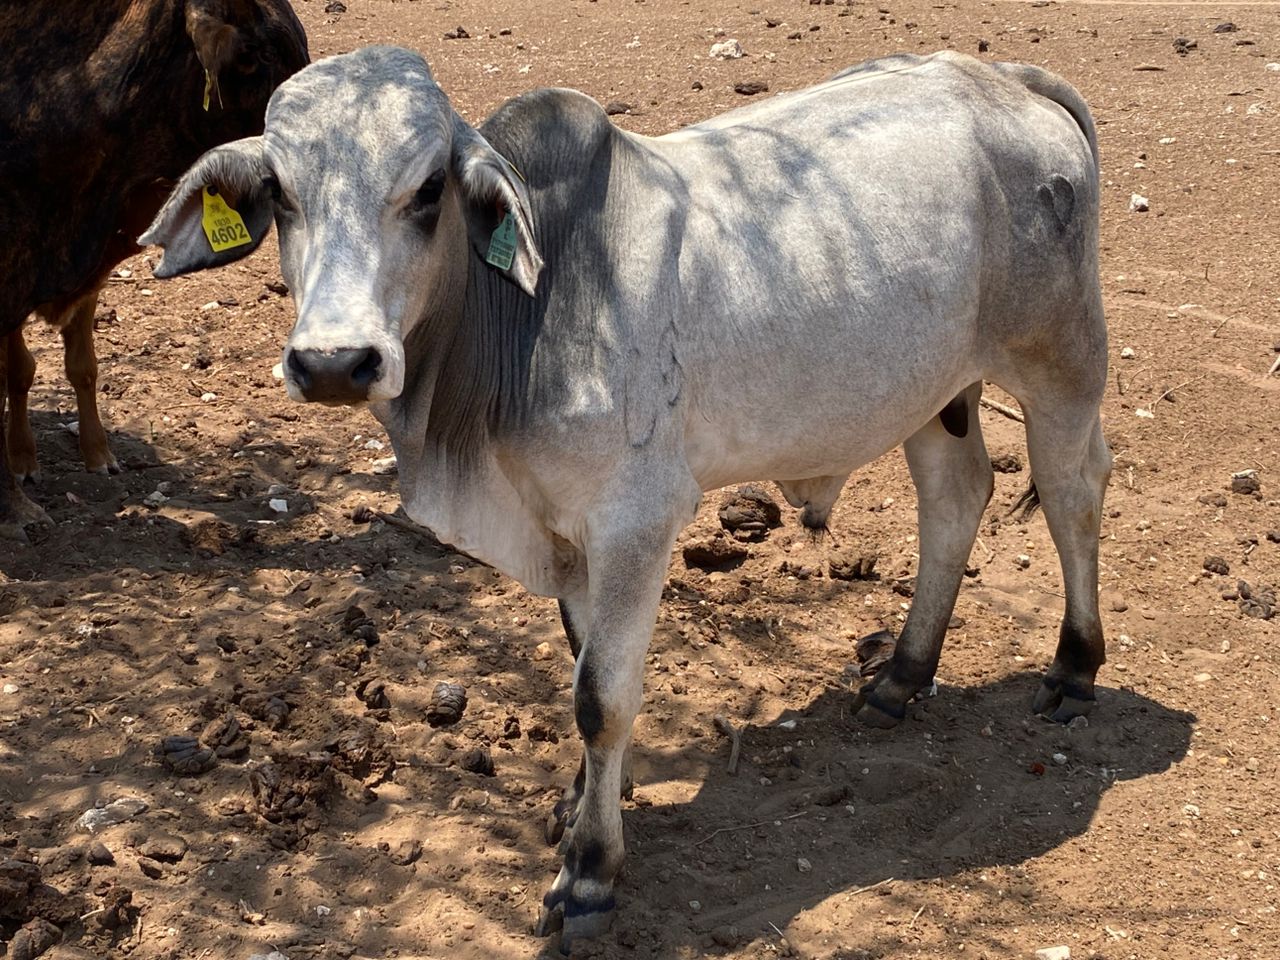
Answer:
[992,62,1099,178]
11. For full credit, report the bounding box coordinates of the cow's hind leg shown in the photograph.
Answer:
[853,383,992,726]
[62,292,119,475]
[545,595,634,849]
[5,328,39,483]
[0,335,50,541]
[535,495,690,952]
[1020,405,1111,721]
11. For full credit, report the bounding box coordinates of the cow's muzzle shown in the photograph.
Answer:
[286,346,383,404]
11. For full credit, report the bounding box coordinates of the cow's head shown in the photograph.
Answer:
[141,46,542,406]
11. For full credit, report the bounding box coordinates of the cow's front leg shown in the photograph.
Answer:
[546,596,634,848]
[61,292,120,475]
[535,516,680,952]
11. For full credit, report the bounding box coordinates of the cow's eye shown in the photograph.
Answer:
[411,169,447,212]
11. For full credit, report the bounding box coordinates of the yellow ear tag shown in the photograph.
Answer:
[202,70,213,111]
[201,187,253,253]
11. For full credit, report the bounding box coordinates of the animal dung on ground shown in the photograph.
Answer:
[734,80,769,96]
[1230,473,1261,496]
[1203,555,1230,576]
[682,533,749,570]
[459,745,496,777]
[990,452,1023,473]
[828,551,878,581]
[718,485,783,541]
[426,682,468,727]
[157,736,217,775]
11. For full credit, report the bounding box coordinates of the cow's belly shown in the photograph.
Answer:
[680,301,981,491]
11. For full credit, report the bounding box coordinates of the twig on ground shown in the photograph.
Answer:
[712,715,741,775]
[909,905,926,928]
[79,907,106,921]
[1140,373,1206,416]
[693,810,806,847]
[1267,354,1280,378]
[979,396,1025,423]
[351,504,437,540]
[845,877,895,898]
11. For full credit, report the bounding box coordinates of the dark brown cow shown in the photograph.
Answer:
[0,0,308,540]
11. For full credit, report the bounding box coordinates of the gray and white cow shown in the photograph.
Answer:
[142,46,1111,950]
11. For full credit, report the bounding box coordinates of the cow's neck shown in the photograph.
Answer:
[375,248,544,553]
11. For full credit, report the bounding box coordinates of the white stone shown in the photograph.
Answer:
[271,362,285,380]
[2,683,17,695]
[709,39,744,59]
[200,392,217,403]
[1035,948,1071,960]
[1120,347,1136,359]
[1052,752,1068,765]
[1128,193,1149,212]
[797,857,812,873]
[77,797,149,833]
[268,498,289,514]
[1265,62,1280,71]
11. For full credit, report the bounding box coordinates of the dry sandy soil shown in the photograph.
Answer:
[2,1,1278,959]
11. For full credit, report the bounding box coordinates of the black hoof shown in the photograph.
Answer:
[1032,678,1096,722]
[851,685,908,728]
[560,894,616,955]
[535,902,564,937]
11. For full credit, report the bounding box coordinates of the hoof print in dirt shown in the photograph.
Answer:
[459,745,496,777]
[1203,555,1230,576]
[718,485,783,542]
[426,682,468,727]
[828,550,878,582]
[854,629,897,678]
[249,754,337,826]
[156,736,216,776]
[681,533,749,571]
[355,678,391,712]
[240,691,291,730]
[8,917,60,960]
[201,710,251,760]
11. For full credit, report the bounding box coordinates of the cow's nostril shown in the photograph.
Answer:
[286,349,312,391]
[286,347,382,403]
[350,347,382,388]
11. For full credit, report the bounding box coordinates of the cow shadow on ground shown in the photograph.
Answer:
[532,674,1194,958]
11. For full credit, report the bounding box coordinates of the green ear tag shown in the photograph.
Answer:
[485,212,517,271]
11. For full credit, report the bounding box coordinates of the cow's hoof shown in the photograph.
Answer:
[1033,679,1096,723]
[11,466,40,485]
[559,895,617,955]
[545,796,579,847]
[87,454,122,476]
[0,521,31,544]
[852,694,906,729]
[534,902,564,937]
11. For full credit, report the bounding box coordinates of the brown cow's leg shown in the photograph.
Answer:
[62,292,119,474]
[0,335,50,541]
[5,328,39,482]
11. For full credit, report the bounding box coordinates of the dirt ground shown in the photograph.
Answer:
[2,1,1279,958]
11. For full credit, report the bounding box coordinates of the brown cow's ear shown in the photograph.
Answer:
[451,118,543,298]
[185,0,242,106]
[140,138,273,278]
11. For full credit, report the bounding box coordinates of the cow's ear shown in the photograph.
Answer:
[452,119,544,298]
[139,138,273,278]
[185,0,241,103]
